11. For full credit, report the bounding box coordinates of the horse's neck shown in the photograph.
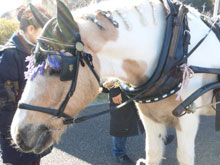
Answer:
[78,0,166,86]
[187,9,220,69]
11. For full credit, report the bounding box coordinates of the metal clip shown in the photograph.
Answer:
[98,10,119,28]
[76,42,84,52]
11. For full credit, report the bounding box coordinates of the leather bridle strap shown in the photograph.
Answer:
[18,51,102,124]
[57,51,80,117]
[18,51,81,122]
[81,53,100,83]
[19,73,77,122]
[19,103,72,118]
[63,104,123,124]
[172,81,220,116]
[63,86,156,124]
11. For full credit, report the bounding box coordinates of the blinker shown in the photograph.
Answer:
[60,55,78,81]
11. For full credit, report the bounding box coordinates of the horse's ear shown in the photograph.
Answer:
[56,0,79,42]
[29,3,49,28]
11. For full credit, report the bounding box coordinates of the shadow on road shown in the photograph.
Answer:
[53,104,220,165]
[54,104,145,165]
[1,105,220,165]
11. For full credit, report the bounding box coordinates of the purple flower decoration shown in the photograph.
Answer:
[25,54,46,80]
[25,53,63,81]
[47,55,61,69]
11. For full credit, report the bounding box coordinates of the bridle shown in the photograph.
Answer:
[18,16,137,126]
[19,18,100,125]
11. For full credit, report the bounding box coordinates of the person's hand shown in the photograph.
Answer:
[11,139,14,144]
[112,93,122,104]
[98,87,103,93]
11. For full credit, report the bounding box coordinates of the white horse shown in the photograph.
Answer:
[10,0,220,164]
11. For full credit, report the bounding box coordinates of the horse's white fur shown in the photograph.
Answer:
[10,76,44,141]
[94,0,165,82]
[11,0,220,164]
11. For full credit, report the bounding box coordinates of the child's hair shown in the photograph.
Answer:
[16,5,51,32]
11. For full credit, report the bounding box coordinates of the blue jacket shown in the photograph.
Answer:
[0,32,33,135]
[0,32,52,164]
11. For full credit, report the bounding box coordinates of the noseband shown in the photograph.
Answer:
[19,18,100,125]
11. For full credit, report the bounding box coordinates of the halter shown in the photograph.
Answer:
[19,18,100,125]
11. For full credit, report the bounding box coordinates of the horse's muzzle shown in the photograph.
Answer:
[15,124,52,154]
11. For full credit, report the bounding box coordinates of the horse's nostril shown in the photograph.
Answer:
[17,134,25,147]
[15,133,31,151]
[15,124,36,152]
[15,124,50,152]
[16,133,21,142]
[38,124,49,132]
[16,132,25,146]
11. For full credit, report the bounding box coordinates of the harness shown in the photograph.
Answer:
[120,1,190,104]
[18,0,220,130]
[119,0,220,129]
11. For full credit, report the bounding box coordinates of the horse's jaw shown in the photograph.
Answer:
[11,109,66,154]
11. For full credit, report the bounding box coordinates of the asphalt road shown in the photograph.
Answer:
[1,103,220,165]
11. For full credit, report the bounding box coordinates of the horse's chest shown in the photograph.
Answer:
[137,95,180,127]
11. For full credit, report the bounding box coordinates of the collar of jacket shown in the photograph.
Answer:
[6,32,35,55]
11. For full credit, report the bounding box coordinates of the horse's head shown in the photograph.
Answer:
[11,0,100,154]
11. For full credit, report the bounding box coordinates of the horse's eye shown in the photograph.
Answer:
[49,69,61,76]
[34,52,46,66]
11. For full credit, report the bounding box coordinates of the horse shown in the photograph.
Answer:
[10,0,220,164]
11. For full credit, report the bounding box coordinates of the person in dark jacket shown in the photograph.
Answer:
[102,80,144,165]
[0,5,52,165]
[102,80,175,165]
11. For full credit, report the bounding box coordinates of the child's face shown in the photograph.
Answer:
[25,25,42,44]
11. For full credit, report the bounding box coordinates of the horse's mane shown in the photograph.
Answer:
[73,0,204,17]
[71,0,207,29]
[72,0,161,18]
[186,5,201,18]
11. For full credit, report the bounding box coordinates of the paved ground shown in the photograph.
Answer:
[1,103,220,165]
